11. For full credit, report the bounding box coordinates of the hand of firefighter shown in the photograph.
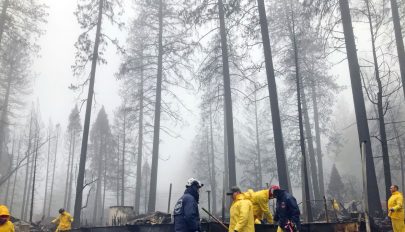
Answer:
[390,208,395,212]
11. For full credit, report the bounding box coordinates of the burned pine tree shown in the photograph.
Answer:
[48,124,60,217]
[256,0,290,191]
[388,0,405,100]
[358,0,404,202]
[184,0,244,192]
[72,0,123,225]
[338,0,382,216]
[117,5,156,214]
[121,0,193,213]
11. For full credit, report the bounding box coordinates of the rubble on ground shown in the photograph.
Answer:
[127,211,171,225]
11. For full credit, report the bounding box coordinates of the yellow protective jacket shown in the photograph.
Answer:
[388,191,404,220]
[0,206,14,232]
[229,194,255,232]
[52,212,73,231]
[244,189,273,224]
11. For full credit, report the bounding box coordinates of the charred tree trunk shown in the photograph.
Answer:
[253,85,263,189]
[9,139,21,213]
[144,163,150,213]
[74,0,104,225]
[121,114,126,206]
[67,131,77,212]
[338,0,382,216]
[389,0,405,100]
[218,0,237,188]
[48,126,60,217]
[365,0,391,202]
[101,151,107,224]
[29,131,40,223]
[22,115,35,221]
[256,0,290,191]
[223,102,229,210]
[209,96,217,214]
[301,87,320,203]
[311,84,325,196]
[42,132,52,217]
[135,50,144,214]
[292,15,312,222]
[93,139,103,225]
[116,136,120,206]
[4,137,15,205]
[148,0,163,213]
[64,132,74,208]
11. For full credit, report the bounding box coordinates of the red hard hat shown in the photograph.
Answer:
[269,185,280,198]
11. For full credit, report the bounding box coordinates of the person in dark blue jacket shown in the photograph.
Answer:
[270,185,301,232]
[174,178,204,232]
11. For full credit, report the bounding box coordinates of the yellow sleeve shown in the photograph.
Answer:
[259,195,273,223]
[234,201,251,231]
[393,196,403,211]
[69,213,74,222]
[51,216,60,224]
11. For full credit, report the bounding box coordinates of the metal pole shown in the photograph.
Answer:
[202,208,228,231]
[361,141,371,232]
[167,183,172,214]
[207,190,211,218]
[323,196,329,223]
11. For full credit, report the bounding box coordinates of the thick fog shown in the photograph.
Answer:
[0,0,404,226]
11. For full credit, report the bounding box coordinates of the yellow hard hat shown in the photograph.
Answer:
[0,205,10,217]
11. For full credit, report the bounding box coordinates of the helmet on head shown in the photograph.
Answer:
[59,208,65,214]
[185,178,204,188]
[0,205,10,217]
[269,185,280,198]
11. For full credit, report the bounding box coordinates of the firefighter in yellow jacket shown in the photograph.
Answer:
[227,186,255,232]
[388,185,405,232]
[244,189,273,224]
[52,209,73,232]
[0,205,14,232]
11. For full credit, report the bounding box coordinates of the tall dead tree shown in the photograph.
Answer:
[148,0,163,213]
[256,0,290,191]
[291,9,313,222]
[338,0,382,216]
[9,138,21,213]
[389,0,405,100]
[21,111,33,220]
[311,84,325,196]
[29,129,40,223]
[135,62,144,214]
[72,0,122,225]
[42,129,52,217]
[217,0,237,188]
[73,0,103,224]
[48,124,60,217]
[363,0,392,202]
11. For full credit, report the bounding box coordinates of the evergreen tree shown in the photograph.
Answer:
[327,164,345,203]
[87,107,115,225]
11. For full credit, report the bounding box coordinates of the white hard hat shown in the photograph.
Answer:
[186,178,204,188]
